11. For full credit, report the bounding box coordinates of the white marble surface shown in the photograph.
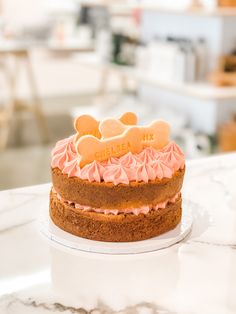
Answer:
[0,153,236,314]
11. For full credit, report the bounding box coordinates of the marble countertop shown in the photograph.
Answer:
[0,153,236,314]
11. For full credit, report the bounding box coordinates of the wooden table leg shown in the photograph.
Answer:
[0,58,17,150]
[24,51,50,144]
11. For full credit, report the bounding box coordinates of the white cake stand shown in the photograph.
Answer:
[39,199,194,255]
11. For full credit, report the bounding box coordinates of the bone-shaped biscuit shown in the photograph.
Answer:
[76,127,142,167]
[119,111,137,125]
[74,112,137,143]
[141,120,170,149]
[74,115,101,143]
[100,119,170,149]
[99,118,125,138]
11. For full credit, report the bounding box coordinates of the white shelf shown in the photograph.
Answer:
[80,1,236,17]
[79,1,108,7]
[76,53,236,101]
[80,1,133,16]
[47,42,94,53]
[128,5,236,17]
[139,77,236,101]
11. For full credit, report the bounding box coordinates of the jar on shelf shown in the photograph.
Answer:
[218,115,236,152]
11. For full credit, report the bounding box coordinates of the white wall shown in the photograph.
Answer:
[139,12,236,134]
[141,12,227,71]
[0,0,121,102]
[2,0,46,28]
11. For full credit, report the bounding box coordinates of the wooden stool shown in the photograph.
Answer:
[0,46,49,150]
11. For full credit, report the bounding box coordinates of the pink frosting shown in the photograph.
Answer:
[51,137,185,184]
[51,136,80,177]
[120,152,140,167]
[103,164,130,185]
[138,147,159,163]
[136,163,156,183]
[151,159,173,180]
[80,160,105,183]
[159,141,185,172]
[53,188,180,216]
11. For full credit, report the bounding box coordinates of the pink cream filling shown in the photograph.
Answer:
[51,136,185,185]
[53,188,180,216]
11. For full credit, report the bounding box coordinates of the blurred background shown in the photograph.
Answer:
[0,0,236,190]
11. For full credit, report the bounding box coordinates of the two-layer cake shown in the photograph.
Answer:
[50,113,185,242]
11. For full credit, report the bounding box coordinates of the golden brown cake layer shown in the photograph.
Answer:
[51,167,185,210]
[50,190,182,242]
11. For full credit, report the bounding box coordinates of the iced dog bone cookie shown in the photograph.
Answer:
[119,112,137,126]
[76,127,142,167]
[74,115,101,141]
[141,120,170,149]
[100,119,170,149]
[99,118,125,138]
[74,112,137,142]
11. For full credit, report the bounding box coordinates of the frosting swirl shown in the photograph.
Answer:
[151,159,173,180]
[136,163,156,183]
[51,137,185,184]
[62,158,80,178]
[159,141,185,171]
[80,160,105,183]
[138,146,159,163]
[120,152,139,167]
[51,136,79,177]
[103,164,130,185]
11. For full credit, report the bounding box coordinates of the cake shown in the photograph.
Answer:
[50,112,185,242]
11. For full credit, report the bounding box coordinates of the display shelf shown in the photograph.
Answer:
[47,42,94,53]
[79,0,108,7]
[80,1,133,16]
[80,1,236,17]
[128,5,236,17]
[76,53,236,101]
[139,77,236,101]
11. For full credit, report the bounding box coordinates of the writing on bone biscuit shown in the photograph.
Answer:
[76,127,143,167]
[100,119,170,149]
